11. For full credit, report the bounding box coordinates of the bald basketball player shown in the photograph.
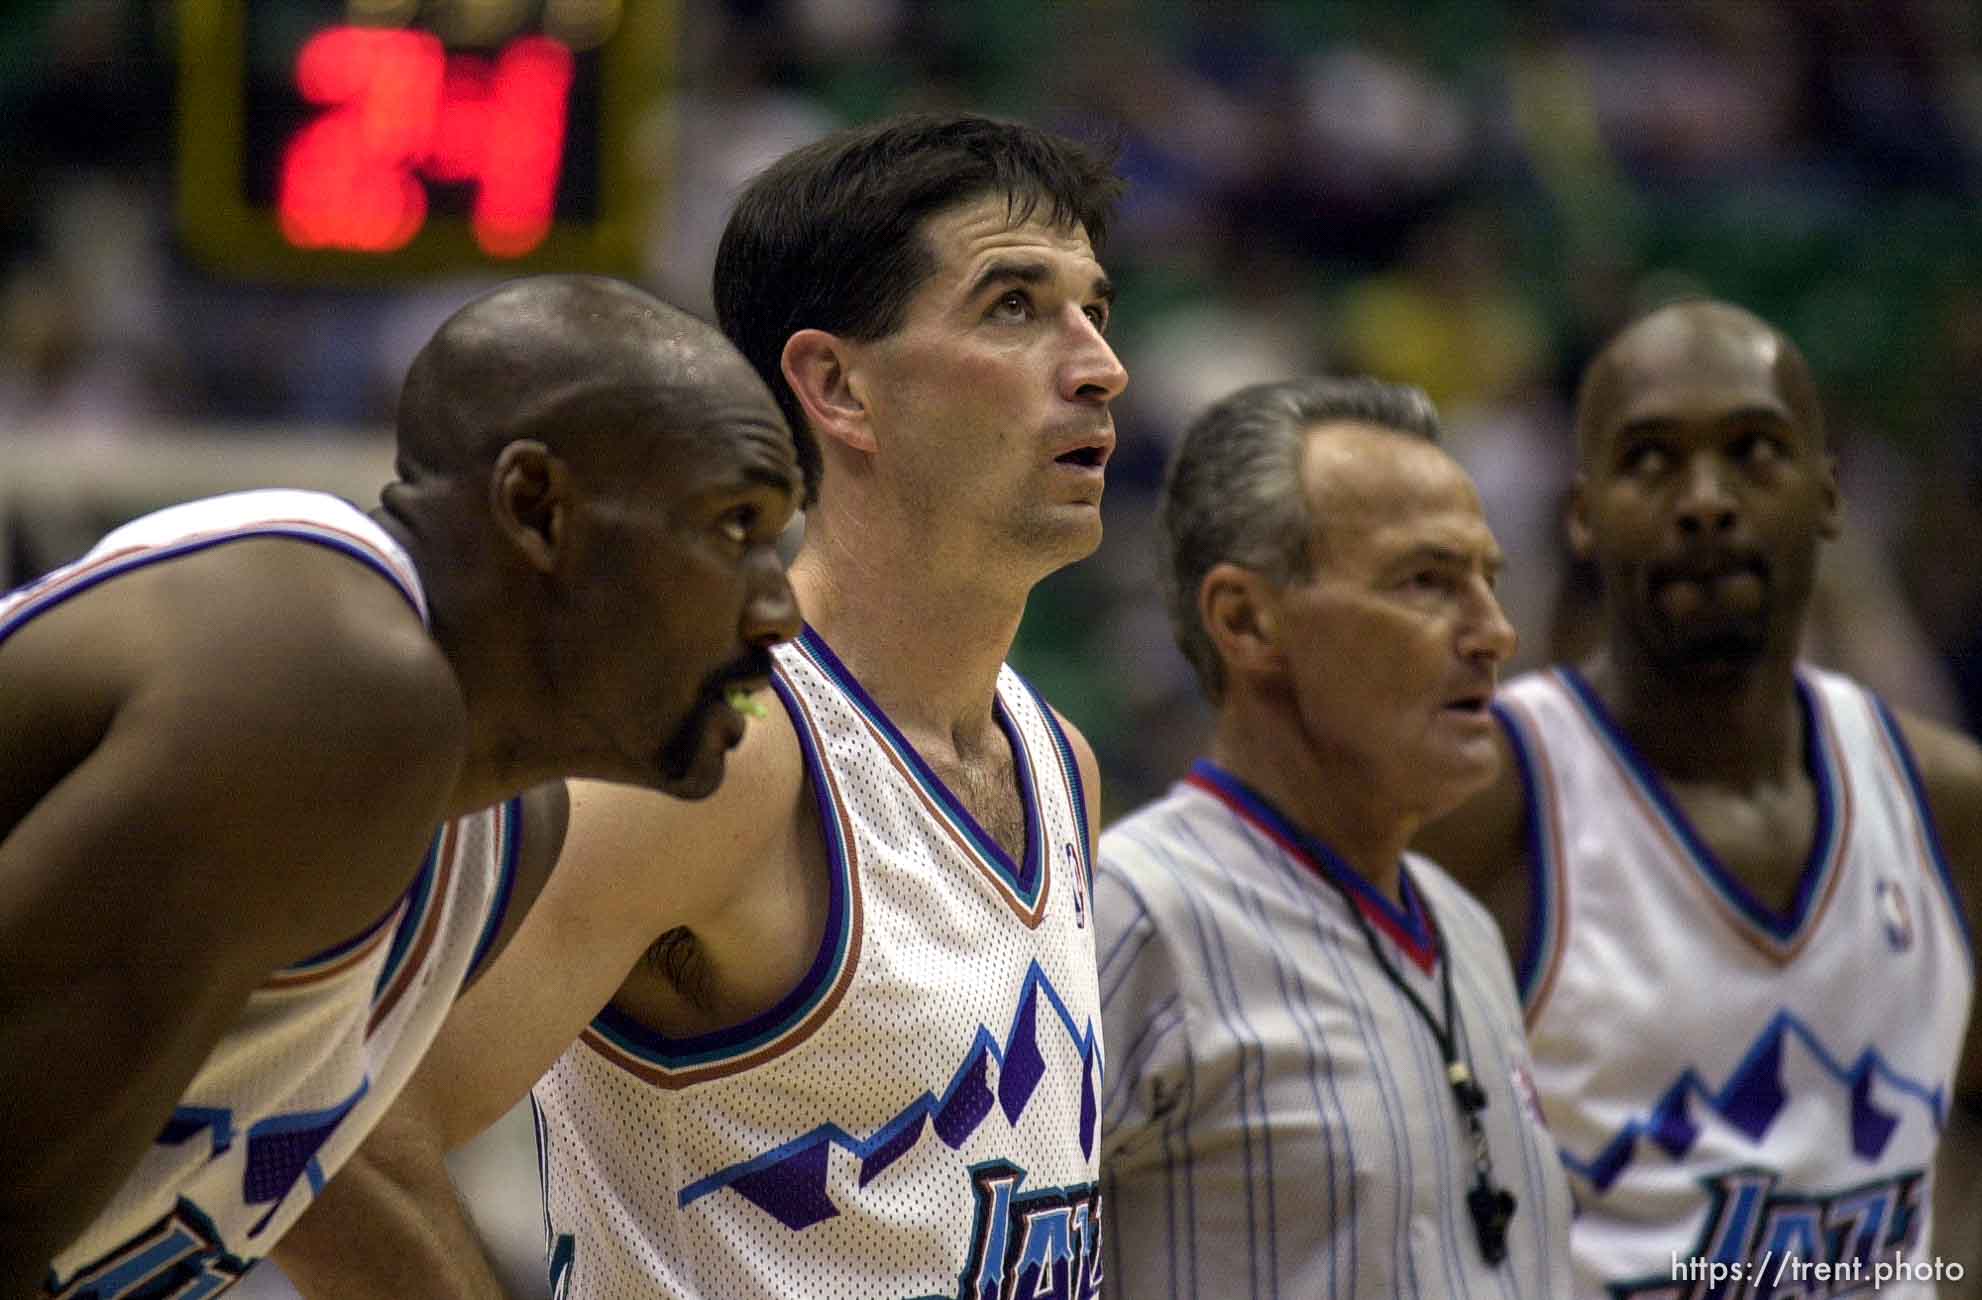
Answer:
[1420,299,1981,1296]
[2,274,809,1298]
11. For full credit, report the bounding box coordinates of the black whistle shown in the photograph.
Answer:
[1468,1180,1517,1264]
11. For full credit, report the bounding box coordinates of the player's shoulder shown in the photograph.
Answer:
[564,689,805,894]
[1886,705,1982,853]
[1414,703,1526,896]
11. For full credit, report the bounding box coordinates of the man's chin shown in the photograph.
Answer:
[656,757,727,801]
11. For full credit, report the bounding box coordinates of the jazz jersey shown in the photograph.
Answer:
[3,491,523,1298]
[1497,666,1973,1297]
[532,625,1104,1300]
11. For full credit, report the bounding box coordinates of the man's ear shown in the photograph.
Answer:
[783,329,876,454]
[1565,474,1594,561]
[1201,562,1284,683]
[490,440,572,574]
[1817,453,1843,541]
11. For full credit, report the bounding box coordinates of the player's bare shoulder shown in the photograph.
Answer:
[1892,710,1982,892]
[1414,717,1526,890]
[1413,714,1529,961]
[565,683,808,916]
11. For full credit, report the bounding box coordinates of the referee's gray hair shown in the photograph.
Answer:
[1157,375,1443,702]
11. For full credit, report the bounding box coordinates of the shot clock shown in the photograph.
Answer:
[177,0,671,280]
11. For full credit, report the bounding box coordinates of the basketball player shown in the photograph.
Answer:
[273,113,1126,1299]
[1097,377,1575,1296]
[2,274,809,1298]
[1417,300,1981,1296]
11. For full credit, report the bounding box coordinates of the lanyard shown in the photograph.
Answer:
[1323,864,1518,1264]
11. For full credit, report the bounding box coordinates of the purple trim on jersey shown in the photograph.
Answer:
[792,623,1047,905]
[1556,666,1842,947]
[676,959,1101,1218]
[1489,700,1555,1007]
[1870,696,1976,968]
[462,798,524,989]
[1184,760,1438,971]
[588,668,854,1067]
[281,902,398,977]
[0,525,424,650]
[370,831,444,1001]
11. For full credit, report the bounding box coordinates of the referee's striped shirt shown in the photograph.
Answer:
[1096,761,1574,1298]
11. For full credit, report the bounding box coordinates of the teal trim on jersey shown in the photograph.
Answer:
[793,624,1049,907]
[585,664,857,1069]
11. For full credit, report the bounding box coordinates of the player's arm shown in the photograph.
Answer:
[1893,713,1982,1293]
[0,541,466,1295]
[276,710,806,1299]
[1411,720,1533,982]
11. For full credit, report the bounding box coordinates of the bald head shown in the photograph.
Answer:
[397,275,817,498]
[1575,300,1823,468]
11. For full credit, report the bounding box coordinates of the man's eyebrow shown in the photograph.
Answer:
[965,260,1117,306]
[967,259,1052,300]
[1396,544,1503,572]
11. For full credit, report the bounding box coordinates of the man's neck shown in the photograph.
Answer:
[1583,641,1805,789]
[1208,706,1413,907]
[789,542,1031,754]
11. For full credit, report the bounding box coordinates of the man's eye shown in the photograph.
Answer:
[1620,444,1669,475]
[721,507,758,543]
[990,291,1030,320]
[1084,303,1110,333]
[1733,433,1785,464]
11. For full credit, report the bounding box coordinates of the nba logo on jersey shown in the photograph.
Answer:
[1064,842,1086,930]
[1876,878,1914,952]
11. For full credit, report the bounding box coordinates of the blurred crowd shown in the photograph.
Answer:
[6,0,1982,814]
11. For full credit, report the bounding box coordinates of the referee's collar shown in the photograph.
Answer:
[1184,759,1438,973]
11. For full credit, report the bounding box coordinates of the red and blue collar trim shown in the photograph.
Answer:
[1184,759,1439,972]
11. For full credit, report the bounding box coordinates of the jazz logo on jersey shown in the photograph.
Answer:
[49,1199,251,1300]
[952,1162,1102,1300]
[1611,1166,1924,1298]
[1875,878,1914,952]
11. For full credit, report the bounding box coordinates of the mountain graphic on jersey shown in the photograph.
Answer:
[1563,1009,1949,1194]
[678,961,1100,1230]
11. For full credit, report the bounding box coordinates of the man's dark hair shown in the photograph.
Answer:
[1159,376,1442,702]
[713,112,1123,485]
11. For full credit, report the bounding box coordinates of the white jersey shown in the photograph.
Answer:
[5,491,524,1298]
[532,625,1104,1299]
[1095,761,1575,1299]
[1498,666,1974,1298]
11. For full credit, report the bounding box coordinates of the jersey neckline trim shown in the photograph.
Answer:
[790,622,1050,915]
[1554,665,1850,960]
[582,662,862,1084]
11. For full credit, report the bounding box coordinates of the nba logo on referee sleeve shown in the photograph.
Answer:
[1064,842,1086,930]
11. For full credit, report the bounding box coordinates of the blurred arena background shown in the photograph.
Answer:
[6,1,1981,1294]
